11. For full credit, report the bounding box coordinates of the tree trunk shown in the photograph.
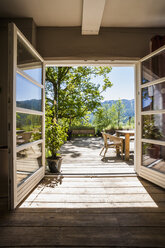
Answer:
[53,84,58,122]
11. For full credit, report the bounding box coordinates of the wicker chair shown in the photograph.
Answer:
[100,132,123,158]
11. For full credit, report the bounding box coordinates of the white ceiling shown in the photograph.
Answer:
[0,0,165,34]
[101,0,165,27]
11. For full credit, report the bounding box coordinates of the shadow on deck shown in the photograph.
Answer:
[58,137,135,175]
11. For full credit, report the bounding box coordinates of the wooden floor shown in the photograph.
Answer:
[0,175,165,247]
[1,138,165,247]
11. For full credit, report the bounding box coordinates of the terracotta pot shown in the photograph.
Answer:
[47,157,63,173]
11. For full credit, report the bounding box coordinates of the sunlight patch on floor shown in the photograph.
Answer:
[19,176,159,209]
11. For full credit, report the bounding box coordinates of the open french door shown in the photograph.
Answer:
[8,23,45,209]
[136,46,165,188]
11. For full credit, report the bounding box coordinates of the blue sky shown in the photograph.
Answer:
[17,66,135,102]
[16,73,41,101]
[93,66,135,101]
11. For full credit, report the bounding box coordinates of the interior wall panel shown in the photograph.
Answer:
[37,27,165,60]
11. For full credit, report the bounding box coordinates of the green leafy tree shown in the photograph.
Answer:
[93,104,111,131]
[107,103,118,128]
[125,116,135,129]
[93,99,126,131]
[115,99,126,128]
[93,103,118,131]
[45,66,112,127]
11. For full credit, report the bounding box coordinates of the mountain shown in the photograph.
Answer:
[17,98,135,124]
[16,99,41,111]
[103,99,135,121]
[89,99,135,123]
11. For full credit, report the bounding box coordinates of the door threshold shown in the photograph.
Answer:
[44,172,137,178]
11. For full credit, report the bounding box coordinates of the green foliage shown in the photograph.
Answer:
[92,104,111,132]
[100,99,135,123]
[93,99,127,131]
[45,66,112,127]
[16,113,41,131]
[143,118,161,139]
[125,116,135,129]
[45,122,67,159]
[30,131,42,142]
[115,99,126,128]
[45,100,68,159]
[70,115,92,128]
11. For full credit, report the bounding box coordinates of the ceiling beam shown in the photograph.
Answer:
[82,0,106,35]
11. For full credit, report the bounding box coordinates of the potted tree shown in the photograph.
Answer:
[45,121,67,173]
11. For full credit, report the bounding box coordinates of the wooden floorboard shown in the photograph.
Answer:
[1,212,165,227]
[0,226,165,247]
[1,138,165,247]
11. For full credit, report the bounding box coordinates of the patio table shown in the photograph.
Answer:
[116,130,135,160]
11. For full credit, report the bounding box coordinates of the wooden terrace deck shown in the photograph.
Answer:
[59,137,135,175]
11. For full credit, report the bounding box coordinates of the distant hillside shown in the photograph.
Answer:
[103,99,135,121]
[16,99,41,111]
[89,99,135,123]
[17,98,135,124]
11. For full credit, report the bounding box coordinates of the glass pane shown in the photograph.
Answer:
[16,73,42,111]
[17,36,42,84]
[142,143,165,174]
[142,50,165,84]
[17,143,42,185]
[142,114,165,141]
[142,82,165,111]
[16,113,42,146]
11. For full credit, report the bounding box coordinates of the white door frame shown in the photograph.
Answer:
[136,46,165,188]
[45,59,138,173]
[8,23,45,209]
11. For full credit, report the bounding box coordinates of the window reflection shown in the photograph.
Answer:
[142,82,165,111]
[142,51,165,84]
[142,143,165,174]
[17,143,42,185]
[16,73,42,111]
[16,113,42,146]
[17,36,42,84]
[23,68,42,84]
[142,114,165,141]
